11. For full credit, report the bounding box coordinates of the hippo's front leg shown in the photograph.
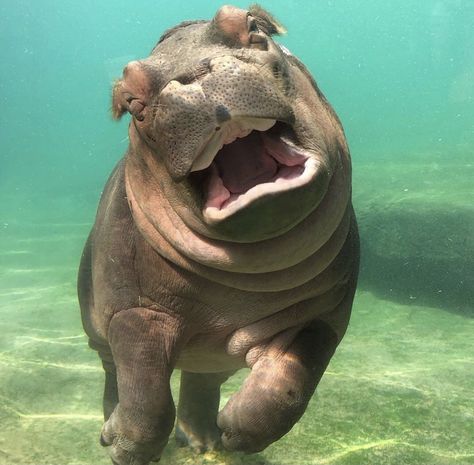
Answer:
[217,319,340,453]
[100,307,184,465]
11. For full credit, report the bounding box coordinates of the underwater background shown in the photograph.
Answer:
[0,0,473,464]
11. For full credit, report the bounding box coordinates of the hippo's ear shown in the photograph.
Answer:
[111,79,129,120]
[248,4,286,36]
[111,61,150,121]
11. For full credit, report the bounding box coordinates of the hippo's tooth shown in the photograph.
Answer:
[239,117,276,132]
[191,133,223,172]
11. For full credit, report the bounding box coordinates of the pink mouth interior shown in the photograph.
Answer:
[205,129,307,211]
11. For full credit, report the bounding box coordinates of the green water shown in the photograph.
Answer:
[0,1,473,464]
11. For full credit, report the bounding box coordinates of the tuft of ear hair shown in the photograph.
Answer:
[111,79,127,120]
[248,4,287,36]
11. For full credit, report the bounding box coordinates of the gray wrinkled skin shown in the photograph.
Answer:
[78,5,359,465]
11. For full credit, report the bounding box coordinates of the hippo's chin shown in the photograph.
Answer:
[189,120,319,223]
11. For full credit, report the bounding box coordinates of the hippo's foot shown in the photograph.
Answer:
[217,324,339,453]
[175,420,222,452]
[216,356,309,452]
[100,408,167,465]
[175,370,233,453]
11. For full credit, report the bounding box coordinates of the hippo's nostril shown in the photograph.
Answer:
[215,105,231,124]
[199,57,212,72]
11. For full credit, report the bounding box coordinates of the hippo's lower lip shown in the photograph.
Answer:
[190,120,319,222]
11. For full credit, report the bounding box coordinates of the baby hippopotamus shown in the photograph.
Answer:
[78,5,359,465]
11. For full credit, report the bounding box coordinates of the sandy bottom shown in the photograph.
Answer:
[0,157,473,465]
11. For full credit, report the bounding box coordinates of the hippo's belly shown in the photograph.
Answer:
[173,286,342,373]
[176,341,246,373]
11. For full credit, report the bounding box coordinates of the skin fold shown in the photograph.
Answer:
[78,5,359,465]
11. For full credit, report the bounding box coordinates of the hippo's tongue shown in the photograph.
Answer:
[201,123,312,220]
[215,131,278,194]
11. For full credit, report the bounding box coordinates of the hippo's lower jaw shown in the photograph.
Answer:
[189,119,319,222]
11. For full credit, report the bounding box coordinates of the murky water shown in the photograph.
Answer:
[1,1,473,464]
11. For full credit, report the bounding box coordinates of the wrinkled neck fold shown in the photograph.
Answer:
[124,139,351,290]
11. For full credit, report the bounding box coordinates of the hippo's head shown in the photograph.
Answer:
[112,5,349,242]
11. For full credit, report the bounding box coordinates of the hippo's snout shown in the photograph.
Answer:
[155,55,295,180]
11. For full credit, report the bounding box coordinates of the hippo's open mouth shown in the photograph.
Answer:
[190,119,319,222]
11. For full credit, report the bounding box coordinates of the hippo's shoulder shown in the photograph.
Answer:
[94,157,129,226]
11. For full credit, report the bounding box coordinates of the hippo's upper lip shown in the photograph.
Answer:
[189,119,320,222]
